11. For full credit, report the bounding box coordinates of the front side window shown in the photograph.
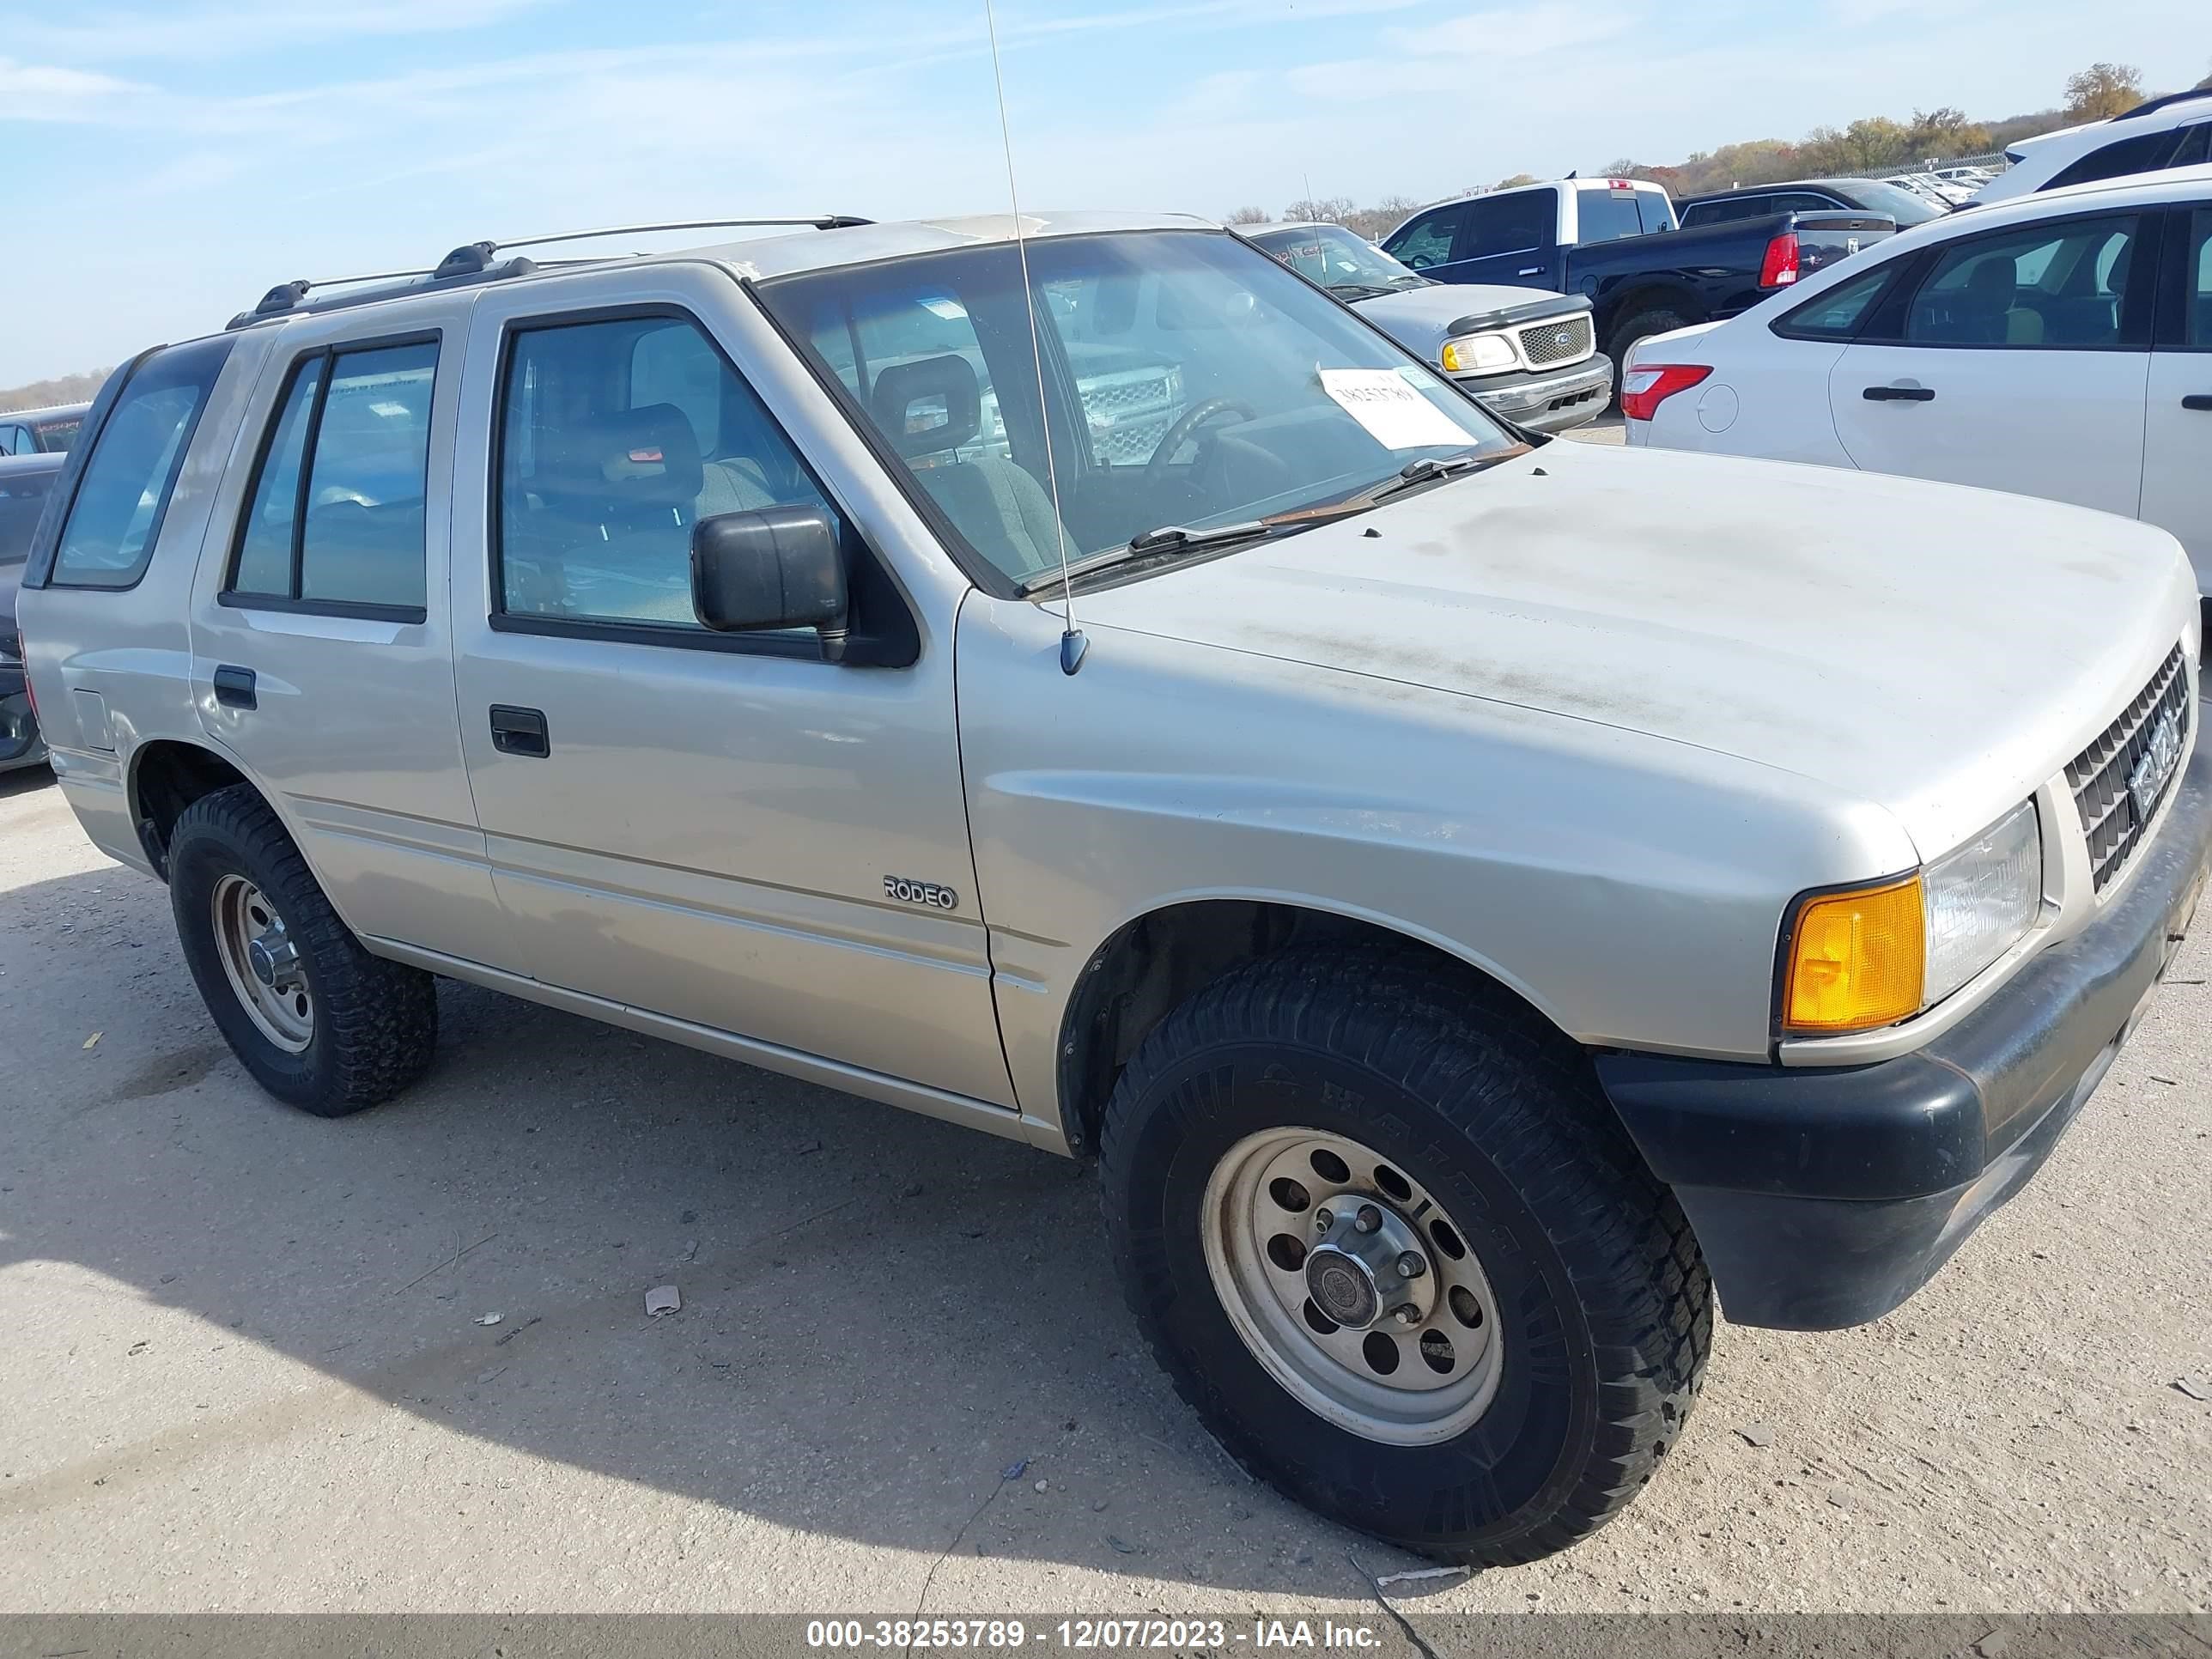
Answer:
[1383,207,1462,270]
[1903,215,2139,348]
[52,343,227,589]
[496,313,839,631]
[227,339,436,613]
[760,230,1517,591]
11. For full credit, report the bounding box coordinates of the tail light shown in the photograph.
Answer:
[1759,232,1801,288]
[1619,363,1712,422]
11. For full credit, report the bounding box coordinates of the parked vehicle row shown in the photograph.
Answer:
[1377,175,1901,380]
[1677,176,1949,230]
[1625,164,2212,597]
[20,205,2208,1570]
[0,452,61,772]
[1244,222,1611,431]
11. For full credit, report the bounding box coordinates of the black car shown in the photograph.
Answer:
[0,451,64,773]
[1676,178,1948,230]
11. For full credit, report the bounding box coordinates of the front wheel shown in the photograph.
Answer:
[1099,949,1711,1565]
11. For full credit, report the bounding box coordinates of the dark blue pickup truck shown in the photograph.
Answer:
[1381,177,1899,381]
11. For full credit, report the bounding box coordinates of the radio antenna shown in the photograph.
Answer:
[981,0,1085,674]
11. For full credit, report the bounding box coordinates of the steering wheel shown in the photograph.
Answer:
[1144,398,1255,481]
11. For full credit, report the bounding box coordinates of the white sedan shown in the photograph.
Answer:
[1624,163,2212,592]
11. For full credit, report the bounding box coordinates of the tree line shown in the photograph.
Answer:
[1227,60,2210,236]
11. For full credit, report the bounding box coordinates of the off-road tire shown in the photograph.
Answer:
[168,783,437,1116]
[1607,306,1694,405]
[1098,946,1711,1565]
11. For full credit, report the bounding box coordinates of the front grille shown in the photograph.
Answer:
[2068,645,2191,892]
[1516,314,1594,368]
[1079,368,1182,465]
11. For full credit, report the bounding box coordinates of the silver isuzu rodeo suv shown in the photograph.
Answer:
[18,210,2209,1565]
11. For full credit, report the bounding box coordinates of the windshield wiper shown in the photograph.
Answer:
[1012,520,1280,595]
[1331,451,1491,511]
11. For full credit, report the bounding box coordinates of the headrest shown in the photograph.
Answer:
[872,355,981,459]
[538,402,704,511]
[1966,258,2015,299]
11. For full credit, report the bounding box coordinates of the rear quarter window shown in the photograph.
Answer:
[48,340,230,590]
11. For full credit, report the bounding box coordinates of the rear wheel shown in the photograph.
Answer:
[1099,948,1711,1565]
[169,784,437,1116]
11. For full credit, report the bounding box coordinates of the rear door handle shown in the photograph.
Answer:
[489,704,549,757]
[2183,394,2212,412]
[212,665,257,710]
[1863,385,1936,403]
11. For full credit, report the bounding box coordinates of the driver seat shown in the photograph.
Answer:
[871,355,1073,580]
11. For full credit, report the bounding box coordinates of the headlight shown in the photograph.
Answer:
[1780,801,2041,1036]
[1921,799,2042,1006]
[1441,333,1516,374]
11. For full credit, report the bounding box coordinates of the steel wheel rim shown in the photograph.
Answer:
[210,874,313,1054]
[1202,1126,1504,1445]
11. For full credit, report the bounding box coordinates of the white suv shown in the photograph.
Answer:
[1978,89,2212,204]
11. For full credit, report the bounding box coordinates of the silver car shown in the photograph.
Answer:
[19,210,2209,1566]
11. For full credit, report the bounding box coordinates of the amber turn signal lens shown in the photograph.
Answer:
[1782,876,1924,1034]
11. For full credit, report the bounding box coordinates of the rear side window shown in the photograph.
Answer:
[1573,187,1645,245]
[227,338,438,616]
[2185,207,2212,349]
[1463,192,1553,258]
[51,346,226,589]
[1772,263,1900,341]
[2044,129,2183,191]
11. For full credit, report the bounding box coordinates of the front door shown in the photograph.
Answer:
[1828,209,2153,517]
[2142,203,2212,592]
[447,265,1012,1107]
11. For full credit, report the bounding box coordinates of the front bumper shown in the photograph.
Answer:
[0,661,44,772]
[1460,356,1614,432]
[1596,747,2212,1331]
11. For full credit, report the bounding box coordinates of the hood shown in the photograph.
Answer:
[1075,441,2197,860]
[1352,284,1577,365]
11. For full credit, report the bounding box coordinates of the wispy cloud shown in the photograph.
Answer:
[0,55,144,118]
[12,0,561,62]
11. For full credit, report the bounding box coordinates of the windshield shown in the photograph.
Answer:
[1844,180,1946,227]
[30,417,82,453]
[758,230,1515,589]
[1247,224,1426,295]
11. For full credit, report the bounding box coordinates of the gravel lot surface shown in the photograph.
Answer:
[2,635,2207,1624]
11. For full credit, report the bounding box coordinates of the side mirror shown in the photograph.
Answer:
[691,505,848,658]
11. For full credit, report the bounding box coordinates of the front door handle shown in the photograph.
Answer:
[2183,394,2212,412]
[1863,384,1936,403]
[212,665,257,710]
[489,705,549,758]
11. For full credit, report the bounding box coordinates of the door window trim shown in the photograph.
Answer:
[220,327,441,624]
[1854,209,2162,352]
[485,299,901,662]
[2152,201,2212,352]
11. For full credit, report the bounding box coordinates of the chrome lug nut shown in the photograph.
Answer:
[1354,1205,1382,1234]
[1314,1208,1334,1231]
[1392,1303,1422,1327]
[1395,1251,1425,1279]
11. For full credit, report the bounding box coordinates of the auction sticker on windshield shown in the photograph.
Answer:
[1319,367,1470,450]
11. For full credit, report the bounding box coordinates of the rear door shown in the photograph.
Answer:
[190,302,502,962]
[1451,189,1562,285]
[1827,209,2154,516]
[2142,201,2212,590]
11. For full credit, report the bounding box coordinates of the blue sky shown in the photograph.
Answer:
[3,0,2200,384]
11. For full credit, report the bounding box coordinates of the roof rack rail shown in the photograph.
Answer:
[226,215,871,332]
